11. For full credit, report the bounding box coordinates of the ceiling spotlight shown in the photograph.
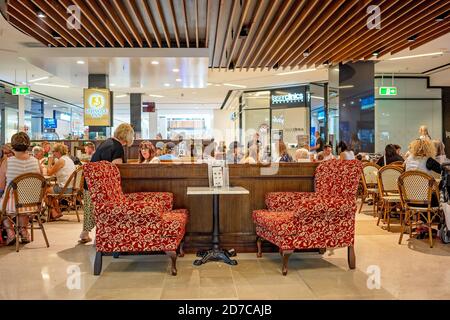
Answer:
[77,60,85,65]
[240,26,249,37]
[151,61,159,65]
[149,94,164,98]
[164,83,170,87]
[303,50,310,58]
[110,83,116,87]
[172,68,179,72]
[372,51,380,57]
[175,78,182,82]
[115,94,127,98]
[323,60,329,66]
[52,32,62,40]
[37,12,46,18]
[435,12,447,22]
[407,35,417,42]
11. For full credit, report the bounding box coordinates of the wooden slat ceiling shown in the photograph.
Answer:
[5,0,450,70]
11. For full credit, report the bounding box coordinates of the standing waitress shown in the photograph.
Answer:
[79,123,135,243]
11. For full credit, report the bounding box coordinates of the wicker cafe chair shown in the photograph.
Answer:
[46,169,80,222]
[73,166,84,216]
[359,163,381,216]
[1,173,49,252]
[390,161,405,167]
[398,171,441,248]
[377,165,404,231]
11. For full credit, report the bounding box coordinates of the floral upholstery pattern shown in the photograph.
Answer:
[253,160,362,251]
[84,161,188,253]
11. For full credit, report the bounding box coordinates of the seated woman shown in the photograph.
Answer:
[139,141,156,163]
[276,141,293,163]
[405,139,441,207]
[338,141,355,160]
[0,132,41,245]
[376,144,404,166]
[240,144,259,164]
[46,143,76,220]
[294,148,309,162]
[433,139,448,164]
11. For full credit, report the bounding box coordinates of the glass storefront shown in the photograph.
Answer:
[241,84,325,159]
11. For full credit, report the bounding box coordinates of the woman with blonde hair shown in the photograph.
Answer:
[46,143,76,220]
[79,123,135,244]
[432,139,447,164]
[405,139,441,175]
[276,141,293,163]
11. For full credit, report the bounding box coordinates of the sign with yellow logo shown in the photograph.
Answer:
[84,88,111,126]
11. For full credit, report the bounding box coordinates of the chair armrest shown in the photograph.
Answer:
[124,192,173,211]
[95,200,165,224]
[293,196,357,221]
[160,209,189,237]
[265,192,316,211]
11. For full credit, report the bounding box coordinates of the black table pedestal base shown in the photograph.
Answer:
[193,249,238,266]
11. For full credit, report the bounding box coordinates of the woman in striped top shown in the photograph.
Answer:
[0,132,41,245]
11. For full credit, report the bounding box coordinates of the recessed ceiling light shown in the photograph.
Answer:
[33,83,70,88]
[214,84,221,87]
[149,94,164,98]
[115,94,128,98]
[44,102,48,105]
[407,35,417,42]
[223,83,247,88]
[164,83,170,87]
[77,60,85,65]
[28,76,49,83]
[372,51,380,57]
[303,50,310,57]
[172,68,179,72]
[338,85,354,89]
[389,51,444,60]
[151,61,159,65]
[37,12,46,18]
[175,78,182,82]
[207,83,212,86]
[110,84,116,87]
[276,68,316,76]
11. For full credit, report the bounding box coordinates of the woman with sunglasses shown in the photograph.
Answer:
[139,141,157,163]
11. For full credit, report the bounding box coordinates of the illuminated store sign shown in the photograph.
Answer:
[84,88,111,126]
[270,86,307,108]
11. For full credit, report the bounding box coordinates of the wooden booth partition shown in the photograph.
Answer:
[118,163,319,253]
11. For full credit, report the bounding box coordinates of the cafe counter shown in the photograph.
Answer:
[118,162,319,253]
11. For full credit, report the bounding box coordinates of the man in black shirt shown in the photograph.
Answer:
[310,131,324,153]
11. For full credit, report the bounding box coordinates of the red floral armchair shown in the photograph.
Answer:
[253,160,363,275]
[84,161,188,276]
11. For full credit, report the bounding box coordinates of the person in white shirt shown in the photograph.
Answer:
[405,139,441,175]
[318,144,335,161]
[46,143,76,220]
[338,141,355,160]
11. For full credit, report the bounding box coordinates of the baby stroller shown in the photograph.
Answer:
[439,163,450,244]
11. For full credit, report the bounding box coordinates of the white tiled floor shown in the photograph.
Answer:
[0,203,449,300]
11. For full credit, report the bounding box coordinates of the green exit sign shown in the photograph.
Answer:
[379,86,397,96]
[12,86,31,96]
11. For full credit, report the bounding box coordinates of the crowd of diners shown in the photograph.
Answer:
[0,121,447,246]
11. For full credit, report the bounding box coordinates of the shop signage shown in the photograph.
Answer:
[270,86,307,108]
[84,88,111,126]
[12,86,30,96]
[379,86,397,96]
[143,102,156,113]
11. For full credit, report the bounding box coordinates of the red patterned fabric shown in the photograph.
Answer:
[84,161,188,253]
[253,160,362,251]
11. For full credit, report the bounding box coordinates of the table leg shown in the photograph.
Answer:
[194,194,238,266]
